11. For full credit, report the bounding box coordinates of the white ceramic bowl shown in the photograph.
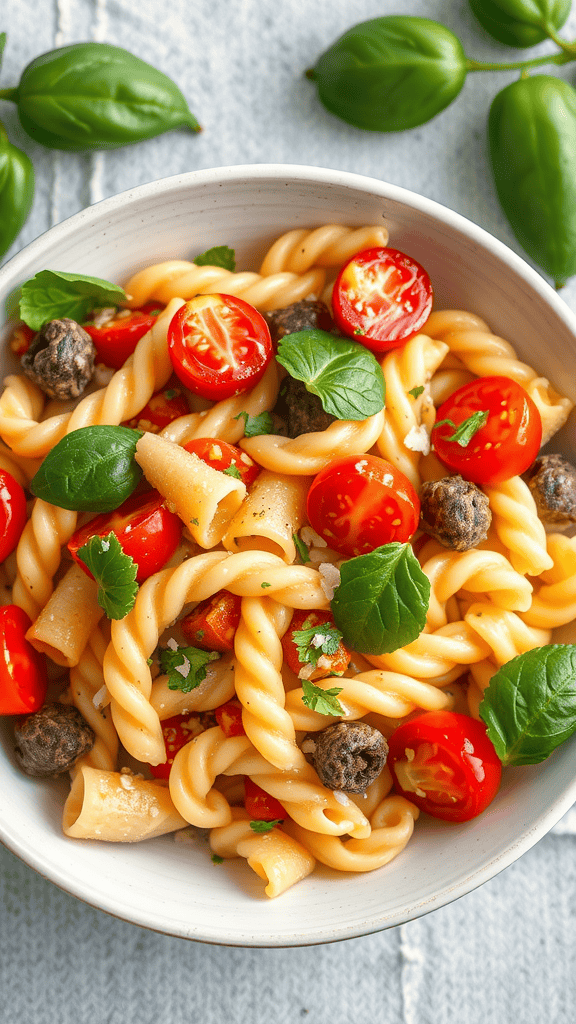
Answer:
[1,165,576,946]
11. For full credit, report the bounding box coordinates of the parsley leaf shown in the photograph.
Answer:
[293,622,343,669]
[19,270,127,331]
[408,385,425,399]
[276,328,385,421]
[293,532,310,564]
[249,819,284,833]
[211,853,224,864]
[434,410,489,448]
[159,643,220,693]
[479,645,576,765]
[301,680,344,716]
[331,543,430,655]
[194,246,236,271]
[77,532,138,620]
[222,464,242,479]
[234,411,274,437]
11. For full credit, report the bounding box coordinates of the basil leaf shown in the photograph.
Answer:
[331,543,430,655]
[20,270,127,331]
[234,411,274,437]
[30,425,143,511]
[479,645,576,765]
[194,245,235,271]
[0,122,35,263]
[249,819,284,833]
[293,532,310,564]
[159,644,220,694]
[408,386,424,399]
[77,532,138,620]
[434,410,489,448]
[301,680,344,716]
[276,329,385,421]
[10,42,200,152]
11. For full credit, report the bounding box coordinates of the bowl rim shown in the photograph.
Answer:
[1,162,576,945]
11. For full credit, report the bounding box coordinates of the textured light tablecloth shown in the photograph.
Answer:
[1,1,576,1020]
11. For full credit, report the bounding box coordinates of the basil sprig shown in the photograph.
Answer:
[276,329,385,421]
[194,245,235,271]
[19,271,128,331]
[331,543,430,655]
[479,645,576,765]
[1,41,200,152]
[30,425,143,512]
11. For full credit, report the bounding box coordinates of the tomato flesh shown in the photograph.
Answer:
[84,302,162,369]
[244,778,285,821]
[306,454,420,558]
[432,375,542,484]
[0,605,48,715]
[0,469,27,563]
[215,700,246,737]
[168,293,272,401]
[68,490,182,583]
[123,384,189,433]
[281,609,351,681]
[387,711,502,822]
[332,247,433,352]
[183,437,260,489]
[181,589,242,653]
[149,711,215,779]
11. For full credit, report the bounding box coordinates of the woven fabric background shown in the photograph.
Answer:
[1,1,576,1020]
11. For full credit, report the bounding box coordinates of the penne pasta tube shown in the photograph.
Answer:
[63,766,188,841]
[26,562,103,667]
[223,470,311,562]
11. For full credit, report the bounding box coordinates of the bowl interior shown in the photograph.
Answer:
[1,165,576,945]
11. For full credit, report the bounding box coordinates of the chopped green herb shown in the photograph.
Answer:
[196,629,205,640]
[164,389,177,399]
[211,853,224,864]
[194,245,235,271]
[234,411,275,437]
[408,385,425,399]
[293,621,343,669]
[159,643,220,693]
[434,410,489,448]
[301,680,344,716]
[249,819,284,833]
[77,532,138,620]
[293,532,310,563]
[146,657,153,666]
[261,582,271,589]
[190,517,199,526]
[222,464,242,479]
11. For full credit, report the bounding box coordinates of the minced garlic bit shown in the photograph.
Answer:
[404,424,430,455]
[333,790,350,806]
[301,738,316,754]
[300,525,327,548]
[318,563,341,601]
[92,684,110,709]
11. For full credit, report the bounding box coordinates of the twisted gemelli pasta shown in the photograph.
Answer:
[368,621,491,678]
[240,410,385,475]
[483,477,553,577]
[69,623,119,774]
[259,224,389,275]
[0,440,40,487]
[422,548,533,630]
[464,603,551,666]
[209,808,316,897]
[523,534,576,628]
[12,499,78,620]
[150,653,236,720]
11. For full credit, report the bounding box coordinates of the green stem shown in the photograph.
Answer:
[467,51,574,72]
[545,27,576,56]
[0,88,18,102]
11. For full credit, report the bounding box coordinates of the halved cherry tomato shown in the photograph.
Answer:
[0,469,27,563]
[0,605,48,715]
[10,323,36,356]
[123,385,190,433]
[281,609,351,681]
[181,589,242,653]
[83,301,162,369]
[168,293,272,400]
[68,489,182,583]
[183,438,260,488]
[149,711,215,779]
[215,700,246,737]
[431,375,542,485]
[387,711,502,822]
[306,454,420,558]
[332,247,433,352]
[244,778,285,821]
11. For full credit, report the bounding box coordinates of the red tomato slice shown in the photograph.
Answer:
[387,711,502,822]
[181,589,242,653]
[0,469,27,563]
[306,454,420,558]
[123,385,190,433]
[281,609,351,681]
[149,712,215,779]
[0,605,48,715]
[68,490,182,583]
[214,700,246,737]
[168,293,272,400]
[332,247,433,352]
[183,438,260,488]
[84,302,162,369]
[431,375,542,485]
[244,778,285,821]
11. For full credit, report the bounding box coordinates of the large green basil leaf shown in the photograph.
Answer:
[331,543,430,655]
[479,645,576,765]
[0,122,34,263]
[30,426,143,512]
[19,270,127,330]
[469,0,570,47]
[276,328,385,420]
[13,42,200,151]
[489,75,576,286]
[309,16,468,132]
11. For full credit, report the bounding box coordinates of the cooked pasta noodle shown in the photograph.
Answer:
[150,652,236,719]
[68,623,119,774]
[464,602,551,665]
[240,410,385,475]
[422,548,533,630]
[63,765,188,840]
[523,533,576,628]
[12,499,78,620]
[26,562,103,667]
[223,471,310,561]
[483,477,553,577]
[259,224,389,276]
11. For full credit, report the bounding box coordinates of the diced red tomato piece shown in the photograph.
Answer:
[181,589,242,653]
[123,385,190,433]
[281,609,351,681]
[149,712,214,779]
[244,777,285,821]
[183,437,260,488]
[0,468,27,563]
[84,302,162,369]
[215,700,246,737]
